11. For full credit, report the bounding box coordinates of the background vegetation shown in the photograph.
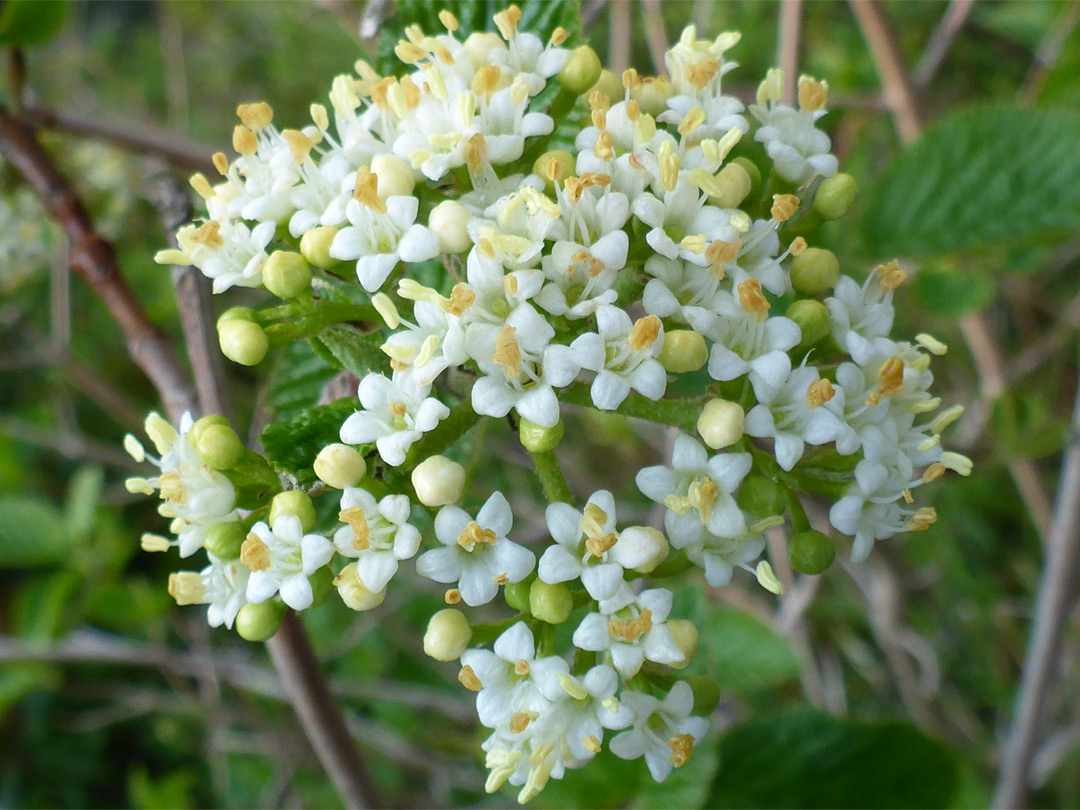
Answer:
[1,0,1079,807]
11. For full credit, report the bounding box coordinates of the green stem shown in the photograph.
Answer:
[264,302,380,343]
[471,613,525,646]
[559,383,702,432]
[531,449,573,504]
[784,487,812,533]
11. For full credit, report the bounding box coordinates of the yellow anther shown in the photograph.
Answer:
[789,236,807,256]
[191,220,224,249]
[493,5,522,40]
[664,494,692,515]
[282,129,315,164]
[550,26,567,46]
[737,278,770,321]
[688,476,719,523]
[907,507,937,531]
[922,462,945,483]
[339,507,371,550]
[372,293,401,328]
[940,451,974,477]
[400,74,421,109]
[629,314,662,351]
[930,404,965,434]
[211,152,229,176]
[588,90,610,113]
[591,106,607,131]
[439,9,458,31]
[585,531,618,558]
[445,588,462,604]
[353,166,388,214]
[240,533,271,572]
[594,131,614,161]
[798,75,829,111]
[626,99,641,122]
[680,234,707,255]
[805,378,836,409]
[232,125,258,156]
[395,40,426,64]
[915,333,948,355]
[583,735,602,753]
[457,520,497,550]
[868,356,904,405]
[236,101,273,130]
[310,103,329,131]
[168,572,206,606]
[441,283,476,316]
[492,325,523,378]
[472,64,501,97]
[771,193,800,222]
[388,402,408,419]
[876,259,908,291]
[514,658,530,676]
[557,673,589,700]
[686,58,720,89]
[608,608,653,642]
[510,711,533,734]
[459,664,483,691]
[141,533,171,553]
[668,734,695,768]
[465,132,487,170]
[678,106,707,138]
[622,68,640,90]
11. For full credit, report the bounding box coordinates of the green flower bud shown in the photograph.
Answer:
[732,157,762,201]
[558,45,602,95]
[235,600,286,642]
[189,414,229,447]
[533,150,575,192]
[592,69,623,104]
[686,675,721,714]
[218,319,268,366]
[263,250,312,299]
[632,76,673,117]
[428,200,472,254]
[411,455,465,507]
[204,521,246,560]
[789,529,835,575]
[269,490,317,533]
[423,608,472,661]
[195,423,244,470]
[334,562,386,611]
[786,299,831,349]
[667,619,699,669]
[309,565,335,607]
[504,578,532,612]
[659,330,708,373]
[314,443,367,489]
[300,226,339,270]
[217,306,256,326]
[519,418,565,453]
[371,153,415,199]
[737,475,787,518]
[529,580,573,625]
[813,172,858,221]
[712,162,753,209]
[697,398,745,450]
[791,247,840,296]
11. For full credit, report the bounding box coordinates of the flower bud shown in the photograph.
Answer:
[533,150,575,192]
[659,330,708,373]
[504,578,532,612]
[737,475,786,518]
[464,32,502,69]
[423,608,472,661]
[687,675,721,714]
[314,443,367,489]
[697,398,745,450]
[667,619,699,668]
[518,418,564,453]
[812,172,858,220]
[189,414,229,447]
[334,562,387,611]
[204,521,246,560]
[371,153,416,199]
[309,565,335,607]
[411,455,466,507]
[195,423,244,470]
[217,306,256,326]
[300,225,339,270]
[712,162,753,208]
[218,319,268,366]
[428,200,472,254]
[786,299,831,349]
[609,526,668,573]
[235,600,286,642]
[529,580,573,625]
[558,45,602,95]
[789,529,835,575]
[593,69,623,104]
[263,250,312,299]
[632,76,673,117]
[269,490,317,533]
[732,157,762,201]
[791,247,840,296]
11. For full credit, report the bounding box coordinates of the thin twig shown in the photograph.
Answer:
[641,0,670,77]
[1017,1,1080,107]
[0,416,142,469]
[609,0,630,75]
[0,104,197,423]
[777,0,803,106]
[848,0,923,143]
[912,0,976,88]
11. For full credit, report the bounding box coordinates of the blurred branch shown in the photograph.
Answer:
[777,0,803,106]
[609,0,630,75]
[1017,1,1080,106]
[912,0,976,88]
[641,0,670,76]
[993,350,1080,808]
[0,104,197,423]
[0,416,141,469]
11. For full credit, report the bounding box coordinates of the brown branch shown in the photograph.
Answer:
[0,104,197,424]
[641,0,670,77]
[609,0,631,75]
[912,0,976,88]
[777,0,804,106]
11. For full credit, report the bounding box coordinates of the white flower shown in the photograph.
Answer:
[732,219,786,295]
[609,681,709,783]
[488,31,570,94]
[750,72,838,185]
[642,255,725,334]
[537,491,627,601]
[177,219,276,294]
[218,125,300,223]
[744,354,846,471]
[632,177,743,265]
[686,523,768,588]
[636,434,752,543]
[380,300,468,387]
[339,373,450,466]
[415,491,535,606]
[572,586,683,678]
[469,186,561,271]
[706,287,801,382]
[333,488,421,592]
[242,514,335,611]
[571,307,666,410]
[330,195,440,292]
[168,555,250,629]
[287,147,355,237]
[826,273,898,366]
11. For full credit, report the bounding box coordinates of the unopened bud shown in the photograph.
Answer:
[789,529,835,575]
[519,418,565,453]
[235,600,286,642]
[335,562,387,610]
[712,162,752,208]
[533,150,575,191]
[263,251,312,299]
[412,455,466,507]
[189,414,229,447]
[218,319,268,366]
[314,443,367,489]
[632,76,673,116]
[609,526,668,573]
[813,172,858,220]
[204,521,246,560]
[697,398,745,449]
[423,608,473,661]
[371,153,416,199]
[464,32,502,69]
[301,226,340,270]
[659,330,708,373]
[558,45,602,95]
[195,423,244,470]
[791,247,840,296]
[529,580,574,625]
[269,490,317,533]
[593,69,623,104]
[428,200,472,254]
[504,578,532,612]
[667,619,699,668]
[732,157,762,201]
[786,299,831,350]
[737,475,787,518]
[217,306,256,326]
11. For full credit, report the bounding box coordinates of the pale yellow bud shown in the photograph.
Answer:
[428,200,472,254]
[314,443,367,489]
[697,398,745,449]
[411,455,466,507]
[335,563,387,611]
[371,153,416,199]
[423,608,473,661]
[667,619,699,669]
[300,226,340,270]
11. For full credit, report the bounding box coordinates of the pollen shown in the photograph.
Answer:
[232,125,258,156]
[441,283,476,316]
[211,151,229,175]
[191,220,224,249]
[789,236,807,256]
[510,711,533,733]
[626,99,641,122]
[688,476,719,523]
[798,75,829,111]
[140,533,171,553]
[310,103,329,131]
[353,167,388,214]
[388,402,408,419]
[585,530,618,558]
[622,68,641,91]
[492,325,523,378]
[240,533,272,572]
[582,735,602,753]
[168,572,206,606]
[629,315,662,351]
[438,9,458,31]
[876,259,908,291]
[594,131,615,161]
[608,608,653,642]
[805,378,836,409]
[189,173,216,200]
[737,278,770,321]
[445,588,462,604]
[458,664,482,691]
[550,26,567,45]
[771,193,800,222]
[922,462,945,483]
[472,65,500,97]
[591,106,607,131]
[668,733,695,768]
[236,101,273,130]
[282,129,315,164]
[395,40,426,64]
[457,520,497,550]
[687,59,720,89]
[868,356,904,405]
[465,132,487,170]
[906,507,938,531]
[706,238,740,278]
[678,106,706,138]
[493,5,521,40]
[514,658,530,676]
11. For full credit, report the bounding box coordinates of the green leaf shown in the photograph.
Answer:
[913,265,994,317]
[0,495,69,568]
[860,107,1080,257]
[64,465,104,544]
[312,324,389,378]
[267,338,338,422]
[0,0,68,45]
[259,398,360,485]
[706,708,958,808]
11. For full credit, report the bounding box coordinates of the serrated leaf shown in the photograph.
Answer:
[913,265,993,317]
[313,325,389,378]
[267,338,338,422]
[860,107,1080,258]
[259,398,360,485]
[0,0,67,45]
[0,495,69,568]
[706,708,958,809]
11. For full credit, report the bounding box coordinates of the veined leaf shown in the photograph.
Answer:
[259,398,360,485]
[267,338,338,422]
[313,325,389,379]
[0,495,69,568]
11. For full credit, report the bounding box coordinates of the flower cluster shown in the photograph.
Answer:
[136,8,970,802]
